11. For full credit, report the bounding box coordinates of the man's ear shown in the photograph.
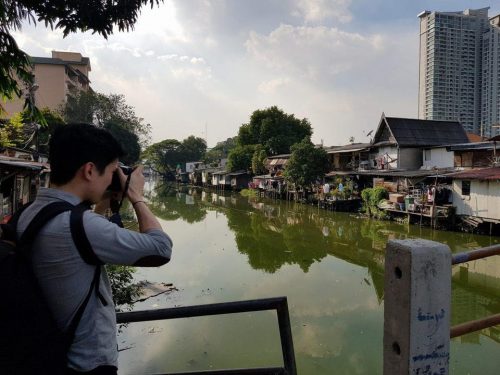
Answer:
[81,162,96,181]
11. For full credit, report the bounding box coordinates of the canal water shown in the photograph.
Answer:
[118,183,500,375]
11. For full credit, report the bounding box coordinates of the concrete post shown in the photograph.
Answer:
[384,239,451,375]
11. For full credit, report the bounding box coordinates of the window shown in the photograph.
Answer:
[424,149,431,161]
[461,180,471,196]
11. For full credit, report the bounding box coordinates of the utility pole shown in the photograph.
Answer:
[25,83,40,162]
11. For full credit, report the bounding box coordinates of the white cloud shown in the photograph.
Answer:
[132,0,188,43]
[292,0,353,24]
[258,77,291,93]
[246,24,385,81]
[10,1,420,148]
[157,54,212,81]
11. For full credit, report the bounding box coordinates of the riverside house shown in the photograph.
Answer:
[0,155,48,221]
[450,167,500,227]
[369,113,469,170]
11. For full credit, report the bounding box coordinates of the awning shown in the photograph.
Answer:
[326,147,370,154]
[0,158,46,170]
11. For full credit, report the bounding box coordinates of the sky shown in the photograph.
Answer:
[13,0,500,147]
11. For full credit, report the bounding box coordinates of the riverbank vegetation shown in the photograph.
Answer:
[361,187,389,219]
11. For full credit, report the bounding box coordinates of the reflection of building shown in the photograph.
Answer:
[452,259,500,344]
[2,51,91,117]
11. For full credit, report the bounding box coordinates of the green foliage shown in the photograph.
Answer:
[227,144,256,172]
[1,1,163,110]
[63,91,151,147]
[62,90,96,123]
[106,265,140,310]
[104,122,141,165]
[148,183,208,223]
[0,113,25,147]
[361,188,372,204]
[239,188,258,198]
[237,106,312,155]
[251,144,267,175]
[370,187,388,206]
[142,136,207,178]
[181,135,207,161]
[142,139,183,178]
[0,108,64,152]
[361,187,389,219]
[203,137,237,165]
[36,107,65,154]
[283,138,329,189]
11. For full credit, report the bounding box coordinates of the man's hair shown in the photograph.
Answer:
[49,123,124,185]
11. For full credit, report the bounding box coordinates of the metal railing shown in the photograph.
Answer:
[450,244,500,338]
[116,296,297,375]
[383,239,500,375]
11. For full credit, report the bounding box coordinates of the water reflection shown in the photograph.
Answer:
[122,184,500,374]
[148,183,208,223]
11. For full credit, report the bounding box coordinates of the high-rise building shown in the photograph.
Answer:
[482,15,500,137]
[2,51,91,118]
[418,8,496,136]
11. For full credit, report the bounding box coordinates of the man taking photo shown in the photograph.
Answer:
[17,123,173,374]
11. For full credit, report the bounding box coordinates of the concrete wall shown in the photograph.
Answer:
[423,147,454,168]
[34,64,67,110]
[452,179,500,220]
[399,148,423,170]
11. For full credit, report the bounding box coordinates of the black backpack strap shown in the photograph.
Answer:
[65,265,103,348]
[0,201,34,241]
[70,203,104,266]
[69,203,108,307]
[18,202,75,256]
[18,201,107,346]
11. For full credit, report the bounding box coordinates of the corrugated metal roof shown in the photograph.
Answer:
[326,168,456,178]
[447,142,497,151]
[227,171,248,176]
[0,157,46,170]
[377,117,469,147]
[212,170,228,176]
[268,158,289,166]
[449,167,500,180]
[325,143,371,153]
[266,154,291,159]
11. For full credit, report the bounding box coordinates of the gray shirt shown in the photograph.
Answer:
[17,188,173,371]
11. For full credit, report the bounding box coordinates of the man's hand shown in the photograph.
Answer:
[117,165,145,204]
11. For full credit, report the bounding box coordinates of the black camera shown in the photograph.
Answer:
[108,164,133,192]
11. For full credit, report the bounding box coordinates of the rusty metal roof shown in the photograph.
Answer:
[0,156,48,170]
[449,167,500,180]
[268,158,289,166]
[325,143,371,154]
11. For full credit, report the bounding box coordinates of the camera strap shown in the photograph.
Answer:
[116,172,132,212]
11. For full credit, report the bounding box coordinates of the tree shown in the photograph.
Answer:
[0,107,64,153]
[181,135,206,162]
[237,106,312,155]
[142,135,205,179]
[0,113,24,147]
[63,91,151,147]
[142,139,183,179]
[1,0,164,105]
[251,144,267,175]
[203,137,237,165]
[283,138,329,190]
[104,122,141,165]
[227,145,256,172]
[35,107,65,154]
